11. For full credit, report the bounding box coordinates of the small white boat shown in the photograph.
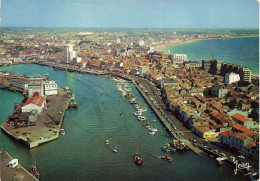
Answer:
[112,143,118,153]
[148,127,158,132]
[149,131,156,135]
[60,129,65,135]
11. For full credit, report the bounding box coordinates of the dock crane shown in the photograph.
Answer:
[47,113,59,125]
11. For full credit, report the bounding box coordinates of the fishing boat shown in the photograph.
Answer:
[69,96,78,109]
[29,161,40,180]
[161,155,172,162]
[134,153,142,165]
[105,140,110,145]
[60,129,65,135]
[112,143,118,153]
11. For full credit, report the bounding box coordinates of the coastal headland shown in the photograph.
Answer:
[0,72,73,148]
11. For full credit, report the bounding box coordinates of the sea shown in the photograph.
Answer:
[0,64,249,181]
[162,37,259,75]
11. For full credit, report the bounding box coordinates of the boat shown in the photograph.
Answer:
[69,96,78,109]
[161,143,176,152]
[29,161,40,180]
[112,143,118,153]
[60,128,65,135]
[44,73,48,76]
[161,155,172,162]
[138,116,147,121]
[129,98,137,104]
[148,127,158,132]
[105,140,110,145]
[134,111,142,116]
[134,153,142,165]
[139,107,147,112]
[144,122,151,128]
[149,131,156,135]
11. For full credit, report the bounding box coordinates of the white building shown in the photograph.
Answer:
[138,40,145,46]
[44,80,58,96]
[64,45,77,64]
[116,38,121,44]
[72,57,82,64]
[7,159,19,168]
[28,77,44,97]
[172,54,188,64]
[139,66,149,76]
[11,79,29,90]
[21,92,46,113]
[225,72,240,84]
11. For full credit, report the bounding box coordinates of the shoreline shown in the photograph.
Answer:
[158,35,259,53]
[157,35,259,76]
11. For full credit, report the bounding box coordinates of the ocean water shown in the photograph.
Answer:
[163,37,259,75]
[0,64,249,181]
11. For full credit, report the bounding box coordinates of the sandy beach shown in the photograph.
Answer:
[157,38,200,52]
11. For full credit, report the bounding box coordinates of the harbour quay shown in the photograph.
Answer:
[133,79,205,155]
[0,150,37,181]
[0,72,73,148]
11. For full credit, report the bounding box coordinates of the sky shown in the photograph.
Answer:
[0,0,259,28]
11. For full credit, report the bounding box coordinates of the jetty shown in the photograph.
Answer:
[1,87,72,148]
[0,150,37,181]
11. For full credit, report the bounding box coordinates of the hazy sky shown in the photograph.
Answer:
[0,0,259,28]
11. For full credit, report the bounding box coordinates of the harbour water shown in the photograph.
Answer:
[163,37,259,75]
[0,64,249,180]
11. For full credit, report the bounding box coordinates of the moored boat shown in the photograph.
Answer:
[60,128,65,135]
[134,111,142,116]
[149,131,156,135]
[137,116,147,121]
[29,161,40,180]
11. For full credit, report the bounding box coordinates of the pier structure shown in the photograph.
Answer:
[1,87,72,148]
[0,150,37,181]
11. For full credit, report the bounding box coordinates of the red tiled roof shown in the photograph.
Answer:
[232,124,250,133]
[233,133,248,140]
[219,131,230,138]
[22,94,45,107]
[232,113,252,123]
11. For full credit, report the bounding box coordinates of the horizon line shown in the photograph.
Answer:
[0,27,259,30]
